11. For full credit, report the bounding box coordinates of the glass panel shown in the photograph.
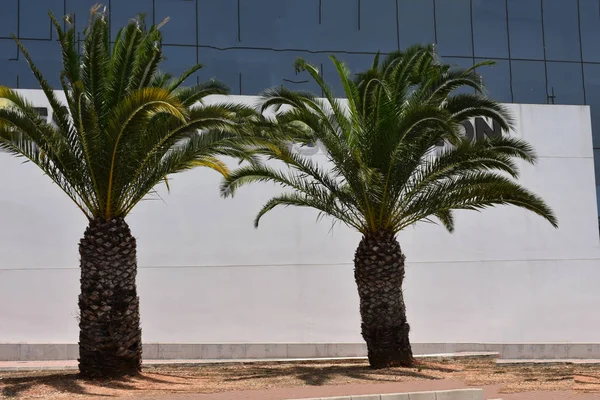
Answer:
[546,62,584,105]
[471,0,509,59]
[583,64,600,147]
[155,0,196,45]
[242,51,322,95]
[595,150,600,182]
[434,0,473,57]
[398,0,435,48]
[110,0,153,40]
[476,59,512,103]
[19,0,62,39]
[197,48,321,96]
[0,39,14,61]
[0,39,19,87]
[279,54,322,95]
[0,0,18,37]
[323,53,372,97]
[443,57,474,69]
[594,150,600,215]
[198,0,239,48]
[161,45,197,85]
[511,60,547,104]
[507,0,544,60]
[0,60,21,88]
[197,48,241,94]
[444,57,475,95]
[13,40,62,88]
[0,37,17,63]
[314,0,397,53]
[542,0,581,61]
[316,0,359,51]
[355,0,398,53]
[239,0,320,49]
[579,0,600,63]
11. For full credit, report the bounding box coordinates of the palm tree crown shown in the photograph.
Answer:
[0,6,252,220]
[222,45,557,233]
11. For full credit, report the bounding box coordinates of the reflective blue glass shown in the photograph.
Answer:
[476,59,512,103]
[596,149,600,181]
[14,40,62,89]
[579,0,600,63]
[398,0,435,48]
[584,64,600,147]
[511,60,547,104]
[0,37,17,63]
[546,62,584,105]
[197,48,323,96]
[239,0,320,49]
[542,0,581,61]
[507,0,544,60]
[435,0,473,57]
[320,0,396,53]
[110,0,153,39]
[594,149,600,213]
[0,0,593,106]
[443,57,473,70]
[314,0,359,51]
[197,0,239,48]
[0,38,21,88]
[0,0,18,36]
[155,0,196,45]
[322,53,372,96]
[197,48,242,94]
[471,0,509,59]
[161,45,198,85]
[352,0,397,53]
[444,57,475,95]
[19,0,62,39]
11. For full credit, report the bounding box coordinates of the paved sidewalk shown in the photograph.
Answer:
[1,369,596,399]
[115,380,599,400]
[2,358,597,399]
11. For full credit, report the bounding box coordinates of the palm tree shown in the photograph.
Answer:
[221,46,558,369]
[0,7,252,377]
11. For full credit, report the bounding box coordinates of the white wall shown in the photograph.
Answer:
[0,92,599,344]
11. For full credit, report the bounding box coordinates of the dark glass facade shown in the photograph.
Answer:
[1,0,600,209]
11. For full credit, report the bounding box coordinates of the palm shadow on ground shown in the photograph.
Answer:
[217,360,459,386]
[0,371,178,398]
[1,374,98,398]
[0,360,463,397]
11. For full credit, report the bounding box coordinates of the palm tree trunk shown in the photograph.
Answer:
[78,217,142,378]
[354,230,413,369]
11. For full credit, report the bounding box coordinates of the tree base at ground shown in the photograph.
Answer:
[78,218,142,378]
[354,230,414,369]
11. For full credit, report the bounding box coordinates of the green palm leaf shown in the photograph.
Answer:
[0,8,255,221]
[223,45,557,234]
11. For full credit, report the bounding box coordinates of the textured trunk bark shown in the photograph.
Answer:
[354,230,414,369]
[78,217,142,378]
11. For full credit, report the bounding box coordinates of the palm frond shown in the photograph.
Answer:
[0,6,253,221]
[227,45,557,235]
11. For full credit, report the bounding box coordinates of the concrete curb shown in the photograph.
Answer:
[2,341,600,361]
[497,358,600,365]
[284,388,484,400]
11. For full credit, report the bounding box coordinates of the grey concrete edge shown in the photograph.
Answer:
[2,342,600,361]
[283,388,484,400]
